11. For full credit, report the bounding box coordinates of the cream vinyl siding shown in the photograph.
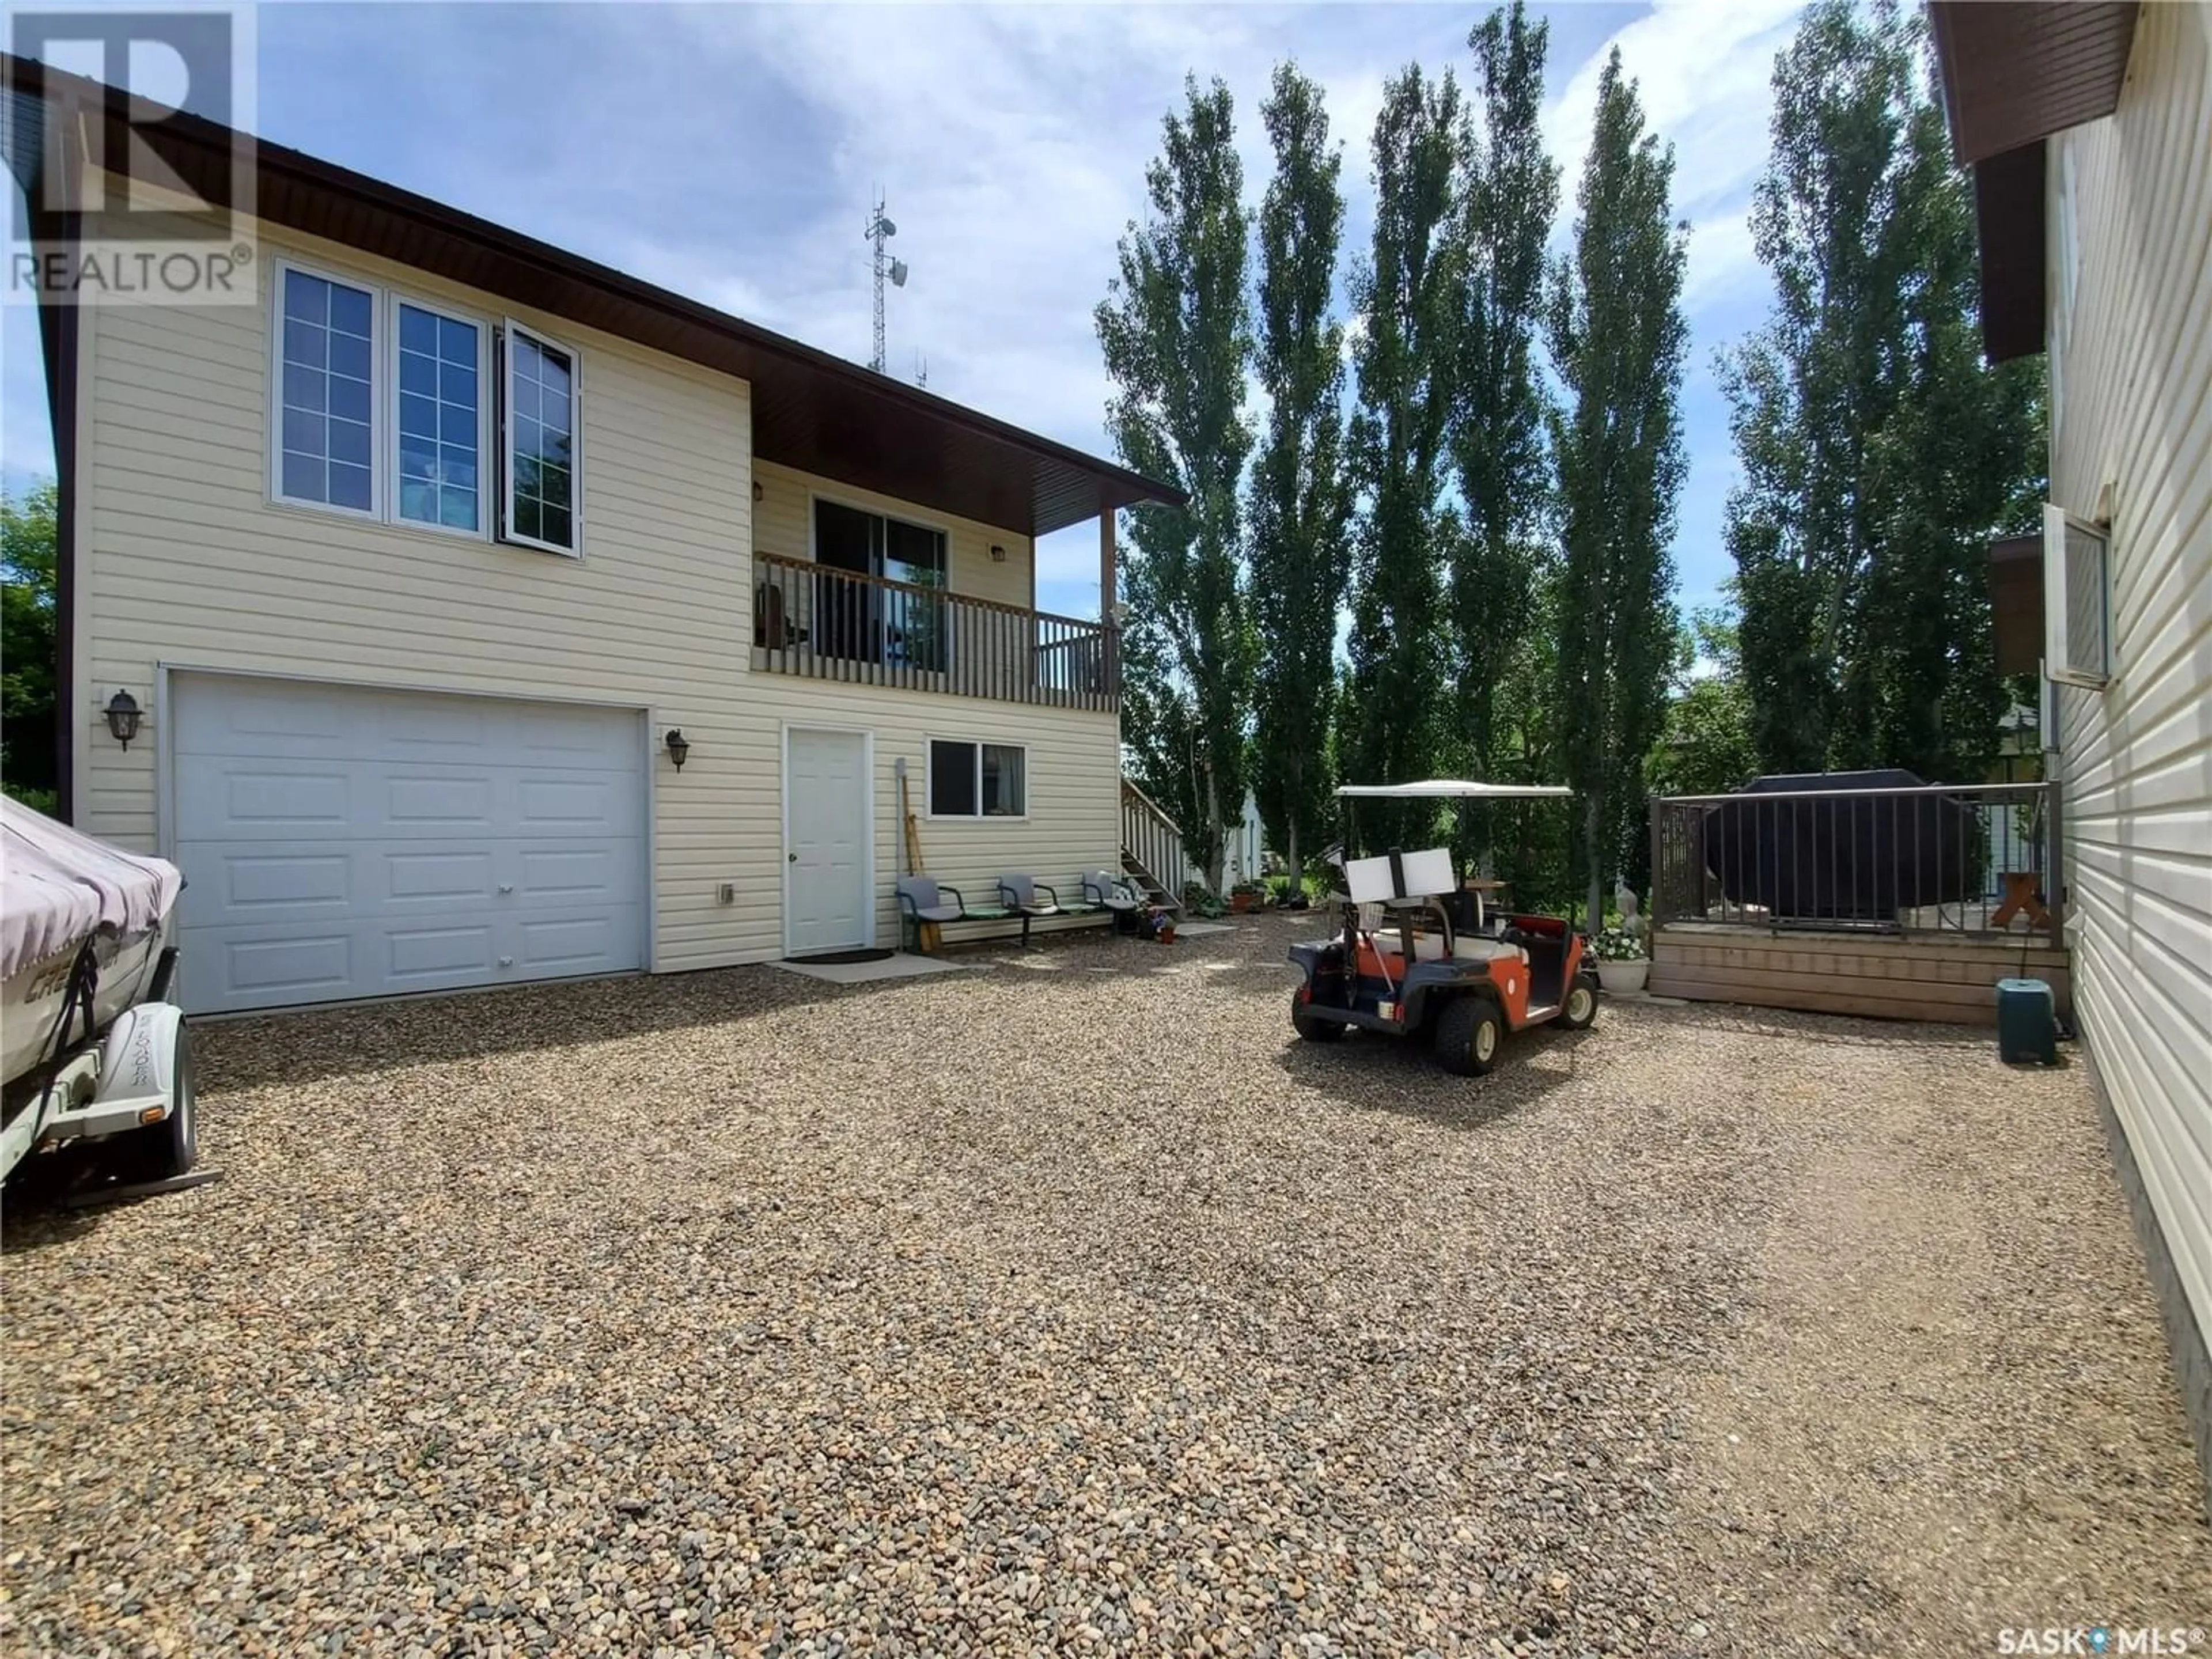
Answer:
[752,459,1036,611]
[2046,5,2212,1362]
[77,219,753,972]
[745,461,1119,942]
[77,217,1122,975]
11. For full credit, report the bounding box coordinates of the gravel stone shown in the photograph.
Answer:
[3,915,2207,1656]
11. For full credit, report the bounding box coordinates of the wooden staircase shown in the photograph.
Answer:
[1120,777,1187,912]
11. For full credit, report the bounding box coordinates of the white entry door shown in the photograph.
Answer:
[785,728,871,956]
[172,673,646,1014]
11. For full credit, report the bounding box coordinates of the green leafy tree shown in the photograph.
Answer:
[1549,50,1688,922]
[1724,0,2041,779]
[1646,609,1758,797]
[1345,65,1465,847]
[1097,76,1255,889]
[1248,63,1351,888]
[1450,2,1558,857]
[2,481,60,810]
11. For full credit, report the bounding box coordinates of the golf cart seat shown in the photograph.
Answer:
[997,874,1062,917]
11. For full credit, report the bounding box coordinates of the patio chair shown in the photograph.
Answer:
[896,875,967,955]
[1082,870,1145,935]
[896,874,1026,953]
[997,874,1063,933]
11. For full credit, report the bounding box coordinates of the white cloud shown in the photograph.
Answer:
[1684,212,1768,311]
[1543,0,1800,312]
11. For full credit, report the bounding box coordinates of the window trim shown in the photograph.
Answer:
[924,736,1029,823]
[267,256,382,522]
[499,318,585,559]
[389,295,491,542]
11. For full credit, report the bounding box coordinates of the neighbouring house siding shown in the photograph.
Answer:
[2045,1,2212,1458]
[74,215,1122,982]
[751,457,1036,611]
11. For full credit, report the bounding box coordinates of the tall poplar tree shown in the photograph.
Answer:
[1550,50,1688,922]
[1723,0,2040,779]
[1096,76,1254,889]
[1345,66,1465,843]
[1248,63,1350,886]
[1450,3,1558,819]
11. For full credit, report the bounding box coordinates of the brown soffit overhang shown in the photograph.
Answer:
[1972,142,2047,362]
[1988,531,2044,677]
[1930,2,2141,166]
[1,54,1181,539]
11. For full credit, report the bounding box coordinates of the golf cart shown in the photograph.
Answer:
[1287,781,1599,1075]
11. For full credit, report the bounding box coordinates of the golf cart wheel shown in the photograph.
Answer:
[1434,995,1504,1077]
[1562,976,1599,1030]
[1290,988,1346,1043]
[125,1020,197,1181]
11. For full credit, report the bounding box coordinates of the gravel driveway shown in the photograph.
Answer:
[5,916,2207,1656]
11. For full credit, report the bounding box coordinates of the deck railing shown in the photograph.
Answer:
[1121,777,1187,900]
[1651,779,2063,939]
[751,553,1118,711]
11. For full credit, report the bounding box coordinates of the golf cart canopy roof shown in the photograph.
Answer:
[1336,780,1573,800]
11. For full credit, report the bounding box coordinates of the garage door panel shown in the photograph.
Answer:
[174,675,645,1014]
[179,677,644,771]
[178,838,639,925]
[178,758,644,842]
[517,908,638,972]
[185,905,642,1014]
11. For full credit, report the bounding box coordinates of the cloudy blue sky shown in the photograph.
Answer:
[2,0,1802,619]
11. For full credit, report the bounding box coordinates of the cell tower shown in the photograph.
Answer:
[866,190,908,375]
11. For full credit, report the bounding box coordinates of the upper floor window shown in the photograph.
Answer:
[269,261,579,555]
[398,303,483,533]
[278,270,375,514]
[503,325,578,554]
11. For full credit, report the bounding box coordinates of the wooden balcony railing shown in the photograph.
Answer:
[750,553,1118,712]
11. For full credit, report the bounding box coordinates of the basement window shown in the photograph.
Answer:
[928,739,1026,819]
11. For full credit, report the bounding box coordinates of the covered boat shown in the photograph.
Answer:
[2,800,182,1089]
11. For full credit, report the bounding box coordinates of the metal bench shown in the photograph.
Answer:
[896,875,1029,954]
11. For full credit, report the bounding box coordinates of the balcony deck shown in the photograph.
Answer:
[750,553,1117,712]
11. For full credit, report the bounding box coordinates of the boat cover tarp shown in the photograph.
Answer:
[1,798,182,980]
[1694,770,1979,921]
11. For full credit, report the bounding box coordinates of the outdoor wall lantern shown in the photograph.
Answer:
[752,481,764,503]
[664,728,691,771]
[989,543,1007,562]
[105,688,143,750]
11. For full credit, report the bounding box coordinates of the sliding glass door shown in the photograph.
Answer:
[812,500,948,671]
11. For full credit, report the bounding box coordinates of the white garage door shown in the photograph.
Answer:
[173,675,646,1015]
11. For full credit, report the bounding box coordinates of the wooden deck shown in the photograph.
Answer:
[1648,923,2069,1024]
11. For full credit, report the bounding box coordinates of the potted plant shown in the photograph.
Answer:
[1591,923,1649,995]
[1229,881,1261,914]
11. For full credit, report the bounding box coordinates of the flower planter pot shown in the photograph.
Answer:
[1596,959,1649,995]
[1229,893,1255,914]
